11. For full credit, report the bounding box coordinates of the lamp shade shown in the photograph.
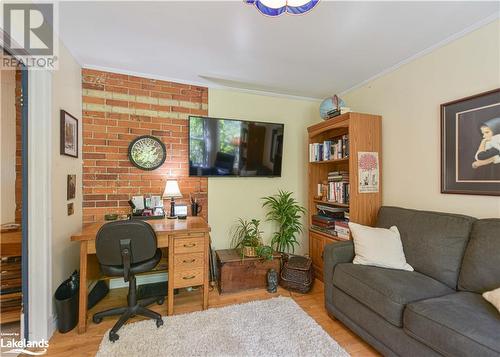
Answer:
[162,180,182,199]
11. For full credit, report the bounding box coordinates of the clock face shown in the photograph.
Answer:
[128,136,166,170]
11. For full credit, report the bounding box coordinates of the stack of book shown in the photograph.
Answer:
[326,171,350,204]
[335,220,350,240]
[325,107,351,120]
[316,204,348,219]
[312,205,351,239]
[309,134,349,162]
[311,214,336,236]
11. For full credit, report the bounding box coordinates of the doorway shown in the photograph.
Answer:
[1,56,28,348]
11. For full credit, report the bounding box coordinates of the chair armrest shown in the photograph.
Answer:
[323,241,354,284]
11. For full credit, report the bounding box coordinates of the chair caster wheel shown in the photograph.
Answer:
[156,318,163,328]
[157,297,165,305]
[93,316,103,324]
[109,331,119,342]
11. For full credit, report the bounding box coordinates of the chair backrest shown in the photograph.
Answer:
[95,220,157,266]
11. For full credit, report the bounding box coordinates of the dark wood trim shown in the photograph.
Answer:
[440,88,500,196]
[60,109,79,158]
[440,88,500,108]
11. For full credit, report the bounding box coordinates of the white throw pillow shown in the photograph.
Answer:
[348,222,413,271]
[483,287,500,313]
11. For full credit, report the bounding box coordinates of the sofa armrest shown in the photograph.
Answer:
[323,240,354,284]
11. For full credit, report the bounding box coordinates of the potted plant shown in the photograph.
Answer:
[231,218,274,260]
[231,218,263,257]
[262,190,306,254]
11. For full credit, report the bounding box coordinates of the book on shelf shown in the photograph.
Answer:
[311,211,351,239]
[316,206,349,221]
[327,170,349,182]
[316,204,348,213]
[334,220,350,240]
[325,107,351,119]
[309,134,349,162]
[311,225,337,236]
[318,176,350,205]
[312,215,336,228]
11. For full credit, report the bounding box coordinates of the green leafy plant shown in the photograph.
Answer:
[262,190,306,253]
[231,218,263,248]
[256,245,274,261]
[231,218,274,260]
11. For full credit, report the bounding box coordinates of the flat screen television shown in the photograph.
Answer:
[188,116,284,177]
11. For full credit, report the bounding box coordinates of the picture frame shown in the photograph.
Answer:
[441,89,500,196]
[60,110,79,158]
[67,174,76,200]
[67,203,74,216]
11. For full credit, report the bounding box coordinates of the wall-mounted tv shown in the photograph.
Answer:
[188,116,284,177]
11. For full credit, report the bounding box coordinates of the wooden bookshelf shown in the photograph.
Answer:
[307,112,382,281]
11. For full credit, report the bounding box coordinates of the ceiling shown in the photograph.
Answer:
[59,1,499,99]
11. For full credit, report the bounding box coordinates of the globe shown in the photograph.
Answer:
[320,96,345,119]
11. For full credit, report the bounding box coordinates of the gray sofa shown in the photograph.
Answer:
[323,206,500,357]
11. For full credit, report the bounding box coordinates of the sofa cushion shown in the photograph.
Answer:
[458,218,500,293]
[376,206,476,288]
[404,292,500,357]
[332,263,453,327]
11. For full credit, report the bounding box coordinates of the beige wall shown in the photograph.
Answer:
[51,43,83,293]
[208,89,319,254]
[0,70,16,223]
[343,20,500,218]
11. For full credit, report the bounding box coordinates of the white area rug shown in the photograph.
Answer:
[96,296,349,357]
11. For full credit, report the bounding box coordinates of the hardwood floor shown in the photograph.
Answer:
[46,280,379,356]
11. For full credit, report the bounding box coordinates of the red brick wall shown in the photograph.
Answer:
[82,69,208,224]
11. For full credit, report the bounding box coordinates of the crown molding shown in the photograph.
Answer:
[82,64,321,102]
[341,13,499,96]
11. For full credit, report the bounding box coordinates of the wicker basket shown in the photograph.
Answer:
[241,246,258,258]
[279,254,314,293]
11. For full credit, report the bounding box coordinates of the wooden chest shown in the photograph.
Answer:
[216,249,281,294]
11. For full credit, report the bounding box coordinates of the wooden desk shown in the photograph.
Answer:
[71,217,211,334]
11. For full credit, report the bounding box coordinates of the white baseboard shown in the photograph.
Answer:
[108,272,168,290]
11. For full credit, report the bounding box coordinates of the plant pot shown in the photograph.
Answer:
[241,246,258,258]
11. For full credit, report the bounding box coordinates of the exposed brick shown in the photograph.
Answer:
[82,68,208,224]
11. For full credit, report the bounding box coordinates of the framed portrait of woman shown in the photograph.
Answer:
[441,89,500,196]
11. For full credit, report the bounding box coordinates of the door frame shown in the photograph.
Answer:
[26,70,53,342]
[20,64,29,341]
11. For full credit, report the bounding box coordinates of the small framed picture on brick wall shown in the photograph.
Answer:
[60,110,78,158]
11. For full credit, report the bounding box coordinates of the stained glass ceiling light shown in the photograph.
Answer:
[244,0,320,16]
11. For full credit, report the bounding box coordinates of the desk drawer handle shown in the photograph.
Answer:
[183,243,196,248]
[183,258,196,264]
[182,275,196,280]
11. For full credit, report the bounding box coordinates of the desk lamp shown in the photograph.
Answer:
[163,180,182,219]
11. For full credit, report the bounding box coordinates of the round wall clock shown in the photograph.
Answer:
[128,135,166,170]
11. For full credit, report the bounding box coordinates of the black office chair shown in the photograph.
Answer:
[92,220,164,342]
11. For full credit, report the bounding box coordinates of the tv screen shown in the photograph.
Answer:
[189,116,284,177]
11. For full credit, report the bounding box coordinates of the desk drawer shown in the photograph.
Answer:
[174,232,205,239]
[173,268,204,288]
[174,252,204,271]
[174,237,205,254]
